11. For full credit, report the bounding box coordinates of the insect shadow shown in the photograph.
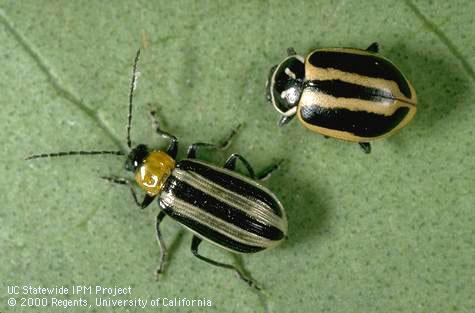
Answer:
[383,42,471,149]
[264,162,330,249]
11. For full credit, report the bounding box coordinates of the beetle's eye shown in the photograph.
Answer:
[125,158,134,171]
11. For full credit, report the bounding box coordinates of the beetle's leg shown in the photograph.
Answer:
[149,108,178,159]
[224,153,256,179]
[278,115,295,127]
[155,211,168,281]
[287,47,297,56]
[140,194,156,209]
[279,107,297,127]
[101,176,155,209]
[255,159,284,181]
[359,142,372,154]
[186,124,241,159]
[101,176,139,206]
[366,42,379,53]
[224,154,282,181]
[190,236,261,290]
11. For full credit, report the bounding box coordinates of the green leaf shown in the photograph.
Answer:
[1,1,474,312]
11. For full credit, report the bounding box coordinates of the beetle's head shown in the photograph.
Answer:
[125,144,149,172]
[266,55,305,117]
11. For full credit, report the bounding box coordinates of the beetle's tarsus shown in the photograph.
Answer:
[256,160,284,181]
[366,42,379,53]
[155,211,168,281]
[235,270,261,291]
[359,142,372,154]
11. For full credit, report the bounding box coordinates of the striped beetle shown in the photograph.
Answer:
[266,42,417,153]
[27,50,287,290]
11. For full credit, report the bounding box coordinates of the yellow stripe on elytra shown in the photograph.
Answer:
[305,67,415,104]
[299,88,408,116]
[304,48,417,105]
[160,192,279,248]
[172,168,286,232]
[296,102,417,141]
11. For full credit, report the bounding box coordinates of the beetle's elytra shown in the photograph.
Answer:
[266,42,417,153]
[127,142,287,257]
[27,50,287,290]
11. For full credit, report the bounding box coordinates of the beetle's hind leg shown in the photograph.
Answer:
[101,176,155,209]
[155,211,168,281]
[186,124,241,159]
[190,236,261,290]
[359,142,371,154]
[224,154,283,181]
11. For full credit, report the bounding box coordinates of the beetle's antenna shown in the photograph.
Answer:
[127,49,141,149]
[25,150,124,160]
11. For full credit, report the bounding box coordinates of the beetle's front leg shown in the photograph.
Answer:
[101,176,156,209]
[278,107,297,127]
[278,114,295,127]
[149,107,179,159]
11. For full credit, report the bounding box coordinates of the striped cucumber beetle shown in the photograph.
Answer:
[27,50,287,290]
[266,42,417,153]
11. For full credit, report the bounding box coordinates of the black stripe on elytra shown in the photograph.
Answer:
[176,159,283,217]
[300,104,410,138]
[161,176,284,241]
[308,50,412,98]
[305,80,395,103]
[159,199,265,253]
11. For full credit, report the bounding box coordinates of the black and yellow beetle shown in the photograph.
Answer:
[27,50,287,290]
[266,42,417,153]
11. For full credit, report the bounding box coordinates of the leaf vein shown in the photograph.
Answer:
[403,0,475,82]
[0,10,124,149]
